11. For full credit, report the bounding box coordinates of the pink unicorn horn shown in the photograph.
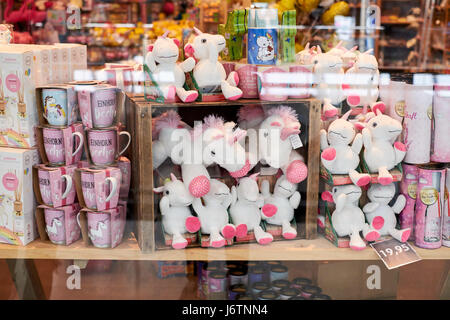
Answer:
[170,173,178,182]
[363,48,374,55]
[249,172,260,181]
[341,109,353,121]
[316,46,322,54]
[162,30,170,38]
[335,41,343,49]
[304,42,310,50]
[349,46,358,52]
[193,27,203,35]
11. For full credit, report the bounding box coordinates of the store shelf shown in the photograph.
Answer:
[0,236,448,261]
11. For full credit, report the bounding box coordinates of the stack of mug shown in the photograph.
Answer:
[34,85,85,246]
[74,83,131,249]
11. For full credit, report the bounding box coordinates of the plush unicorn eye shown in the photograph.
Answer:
[372,122,377,127]
[333,187,337,193]
[211,150,216,156]
[165,190,169,195]
[202,39,207,43]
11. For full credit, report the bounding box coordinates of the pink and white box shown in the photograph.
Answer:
[430,85,450,163]
[37,203,81,245]
[399,163,419,240]
[257,65,289,101]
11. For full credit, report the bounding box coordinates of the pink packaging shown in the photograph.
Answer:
[443,168,450,247]
[414,165,445,249]
[117,156,131,199]
[35,164,77,208]
[103,64,134,92]
[403,84,433,164]
[399,163,419,240]
[38,203,81,246]
[76,167,122,211]
[79,203,126,248]
[257,66,289,101]
[430,85,450,162]
[222,62,236,78]
[288,65,312,98]
[385,81,406,124]
[235,63,258,99]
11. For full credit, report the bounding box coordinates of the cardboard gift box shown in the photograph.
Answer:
[53,43,88,82]
[35,203,81,245]
[0,147,40,245]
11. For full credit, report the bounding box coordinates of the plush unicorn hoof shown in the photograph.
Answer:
[372,216,385,230]
[350,245,366,251]
[401,229,411,242]
[229,160,251,178]
[356,175,371,187]
[365,230,380,242]
[258,237,273,245]
[347,95,360,106]
[189,175,210,198]
[211,239,226,248]
[185,216,201,233]
[372,102,386,114]
[394,141,406,152]
[321,148,336,161]
[167,86,177,100]
[236,224,248,238]
[323,107,338,118]
[378,176,393,185]
[172,241,188,250]
[286,160,308,184]
[262,204,277,218]
[283,232,297,240]
[184,92,198,103]
[222,225,236,239]
[227,93,243,101]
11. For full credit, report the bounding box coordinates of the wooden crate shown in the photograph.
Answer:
[127,97,321,253]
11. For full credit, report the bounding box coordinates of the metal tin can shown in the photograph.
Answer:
[203,264,223,295]
[399,163,419,240]
[248,266,266,286]
[300,285,322,299]
[252,281,271,296]
[257,289,279,300]
[229,269,248,286]
[403,83,433,164]
[228,283,247,300]
[271,279,291,291]
[430,85,450,162]
[270,265,289,282]
[415,165,446,249]
[291,277,312,290]
[208,271,228,294]
[310,294,332,300]
[279,288,300,300]
[443,168,450,247]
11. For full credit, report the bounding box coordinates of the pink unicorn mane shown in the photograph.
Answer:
[237,105,264,122]
[267,106,299,126]
[153,110,182,140]
[203,115,225,131]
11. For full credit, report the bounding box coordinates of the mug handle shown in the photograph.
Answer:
[72,132,84,157]
[76,212,81,229]
[118,131,131,156]
[105,177,118,202]
[61,174,73,199]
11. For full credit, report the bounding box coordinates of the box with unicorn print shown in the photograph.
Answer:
[36,85,79,127]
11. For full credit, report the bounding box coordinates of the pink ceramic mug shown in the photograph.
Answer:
[42,127,84,165]
[83,211,112,248]
[87,129,131,166]
[80,171,118,209]
[44,209,66,244]
[38,169,73,206]
[91,88,116,128]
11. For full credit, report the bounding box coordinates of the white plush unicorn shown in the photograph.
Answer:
[322,185,383,250]
[257,106,308,184]
[145,32,198,102]
[344,49,383,115]
[192,179,236,248]
[358,106,406,185]
[153,173,200,249]
[363,183,411,242]
[260,175,300,239]
[230,173,274,245]
[184,28,243,100]
[326,41,358,70]
[311,46,345,118]
[320,110,371,186]
[295,43,318,66]
[46,218,63,236]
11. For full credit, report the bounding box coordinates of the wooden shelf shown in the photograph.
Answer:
[0,235,448,261]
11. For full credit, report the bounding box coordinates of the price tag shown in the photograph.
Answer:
[370,238,421,270]
[289,134,303,149]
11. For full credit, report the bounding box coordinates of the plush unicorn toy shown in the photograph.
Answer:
[260,175,300,239]
[344,49,382,114]
[184,28,243,100]
[358,106,406,185]
[153,173,201,249]
[145,32,199,102]
[237,104,265,130]
[0,25,12,44]
[257,106,308,184]
[322,185,383,250]
[193,179,237,248]
[230,173,274,245]
[326,41,358,70]
[311,47,345,118]
[363,183,411,242]
[295,43,318,66]
[320,110,371,186]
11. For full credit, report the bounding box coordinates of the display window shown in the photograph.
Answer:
[0,0,448,303]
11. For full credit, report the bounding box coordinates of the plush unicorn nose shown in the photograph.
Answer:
[281,128,300,141]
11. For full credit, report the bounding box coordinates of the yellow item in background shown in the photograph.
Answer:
[322,1,350,25]
[298,0,320,13]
